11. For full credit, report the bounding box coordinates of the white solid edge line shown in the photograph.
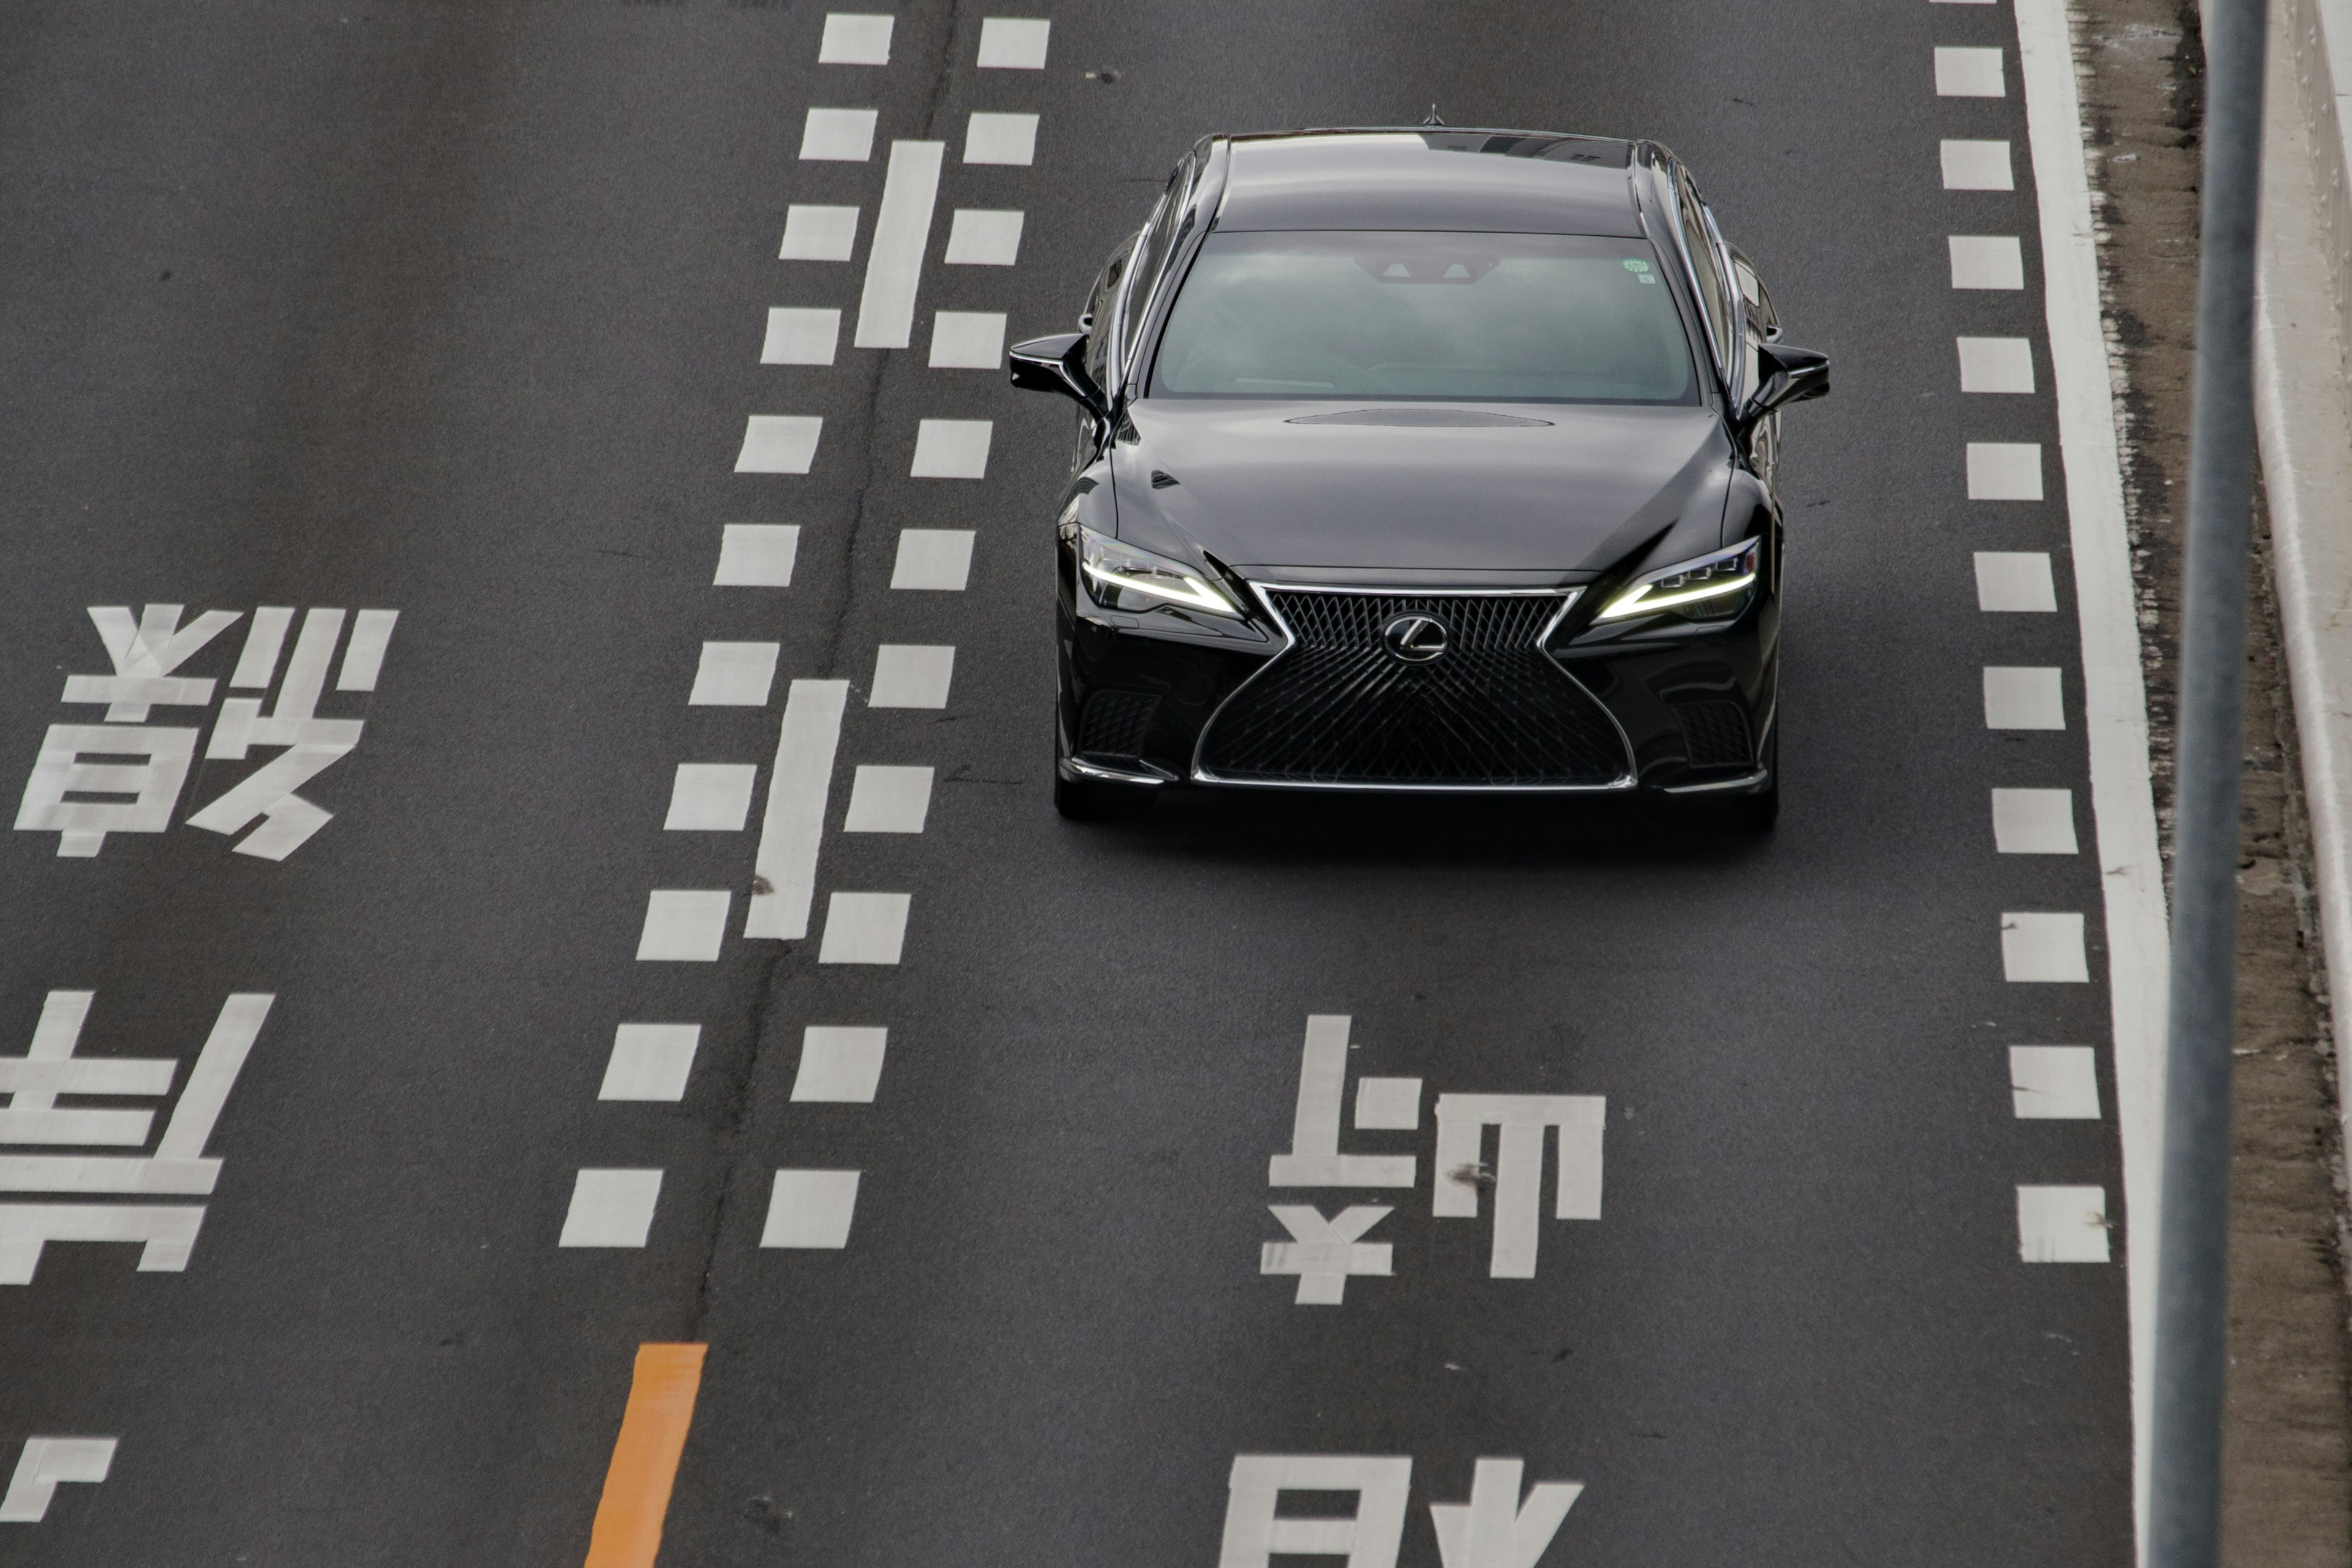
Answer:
[2252,0,2352,1297]
[2016,0,2170,1555]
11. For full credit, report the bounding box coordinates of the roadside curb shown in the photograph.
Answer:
[2253,0,2352,1192]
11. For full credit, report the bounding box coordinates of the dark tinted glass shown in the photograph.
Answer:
[1151,232,1697,403]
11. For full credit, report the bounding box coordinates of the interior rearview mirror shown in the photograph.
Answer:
[1009,332,1111,424]
[1743,342,1830,423]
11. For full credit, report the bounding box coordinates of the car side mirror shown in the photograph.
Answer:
[1009,332,1111,423]
[1743,342,1830,422]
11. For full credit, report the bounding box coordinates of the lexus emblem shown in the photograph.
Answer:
[1381,612,1450,663]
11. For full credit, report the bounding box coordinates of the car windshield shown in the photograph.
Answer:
[1150,231,1699,404]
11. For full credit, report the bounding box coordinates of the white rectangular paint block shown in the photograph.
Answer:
[1949,235,2026,288]
[854,140,945,350]
[688,641,780,707]
[600,1023,701,1102]
[818,12,892,64]
[910,418,992,477]
[929,311,1008,369]
[844,764,933,832]
[636,890,733,962]
[1992,788,2078,853]
[891,529,974,590]
[559,1169,662,1248]
[761,307,840,366]
[1974,551,2057,611]
[779,205,859,262]
[2001,911,2090,982]
[1354,1077,1423,1131]
[1935,45,2006,96]
[801,107,878,161]
[965,111,1039,165]
[870,644,956,707]
[818,892,911,963]
[1941,138,2015,190]
[715,524,800,587]
[1957,336,2035,393]
[337,609,398,691]
[1966,442,2044,500]
[745,679,850,941]
[734,415,823,474]
[1983,666,2065,729]
[977,16,1050,67]
[2010,1046,2101,1119]
[945,208,1024,265]
[761,1169,861,1247]
[0,1437,117,1523]
[665,763,757,831]
[2017,1184,2111,1262]
[792,1026,888,1101]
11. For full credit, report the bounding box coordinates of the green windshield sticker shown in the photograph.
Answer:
[1623,258,1650,273]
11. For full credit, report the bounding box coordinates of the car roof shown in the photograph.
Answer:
[1215,129,1649,237]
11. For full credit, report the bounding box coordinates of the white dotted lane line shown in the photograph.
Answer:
[843,766,933,832]
[818,12,894,66]
[762,307,842,366]
[945,208,1023,265]
[891,529,975,590]
[636,891,734,962]
[780,204,860,261]
[1941,138,2014,190]
[559,1169,663,1248]
[600,1025,703,1102]
[714,523,799,587]
[801,107,878,162]
[734,415,823,475]
[854,140,946,349]
[1932,17,2116,1273]
[745,679,850,941]
[687,641,780,707]
[1973,551,2057,610]
[976,16,1050,69]
[665,764,758,832]
[792,1027,888,1100]
[910,418,992,477]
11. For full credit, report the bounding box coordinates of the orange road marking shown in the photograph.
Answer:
[584,1343,707,1568]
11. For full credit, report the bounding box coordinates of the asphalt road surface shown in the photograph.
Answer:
[0,1,2157,1563]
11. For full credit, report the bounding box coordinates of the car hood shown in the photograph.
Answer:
[1111,401,1732,579]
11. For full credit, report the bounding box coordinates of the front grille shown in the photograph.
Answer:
[1673,698,1753,769]
[1079,689,1159,759]
[1196,590,1629,787]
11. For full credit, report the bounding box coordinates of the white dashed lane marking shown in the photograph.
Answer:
[2017,1184,2111,1262]
[1983,666,2065,729]
[687,641,780,707]
[1956,336,2035,393]
[1974,551,2057,611]
[818,12,893,65]
[715,524,799,587]
[664,764,756,832]
[818,892,911,964]
[1940,138,2015,190]
[945,208,1024,265]
[734,415,823,475]
[890,529,974,590]
[910,418,992,477]
[1948,235,2025,288]
[761,307,841,366]
[854,140,944,349]
[0,1439,116,1523]
[965,111,1039,166]
[976,16,1050,69]
[790,1026,888,1101]
[1934,45,2007,97]
[2000,912,2090,982]
[600,1024,701,1102]
[843,765,933,832]
[780,204,859,261]
[746,679,849,941]
[929,310,1008,369]
[1991,787,2079,853]
[761,1169,861,1247]
[559,1169,662,1248]
[636,891,733,962]
[800,107,878,162]
[337,608,399,691]
[869,645,956,707]
[1965,440,2043,499]
[2010,1046,2102,1118]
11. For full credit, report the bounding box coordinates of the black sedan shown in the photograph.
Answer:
[1009,128,1828,826]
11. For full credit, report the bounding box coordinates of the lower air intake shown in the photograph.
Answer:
[1196,591,1629,787]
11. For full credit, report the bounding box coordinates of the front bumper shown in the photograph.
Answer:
[1056,570,1779,796]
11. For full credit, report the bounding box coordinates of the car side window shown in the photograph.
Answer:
[1117,160,1195,379]
[1674,175,1735,381]
[1083,241,1131,391]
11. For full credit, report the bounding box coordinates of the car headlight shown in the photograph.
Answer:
[1079,526,1244,617]
[1594,537,1762,623]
